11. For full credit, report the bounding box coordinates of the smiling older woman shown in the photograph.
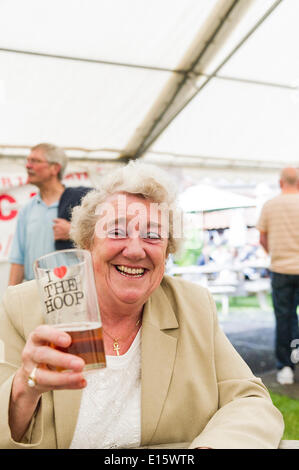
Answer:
[0,162,283,449]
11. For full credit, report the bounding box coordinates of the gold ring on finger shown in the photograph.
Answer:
[27,366,38,388]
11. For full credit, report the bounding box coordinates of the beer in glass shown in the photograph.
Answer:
[34,249,106,371]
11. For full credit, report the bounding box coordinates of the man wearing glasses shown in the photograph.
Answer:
[8,143,91,285]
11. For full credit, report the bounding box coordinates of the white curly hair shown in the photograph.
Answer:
[70,160,183,255]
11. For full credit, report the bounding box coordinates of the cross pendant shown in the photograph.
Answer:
[113,340,120,356]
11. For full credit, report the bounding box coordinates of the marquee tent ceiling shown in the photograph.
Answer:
[0,0,298,171]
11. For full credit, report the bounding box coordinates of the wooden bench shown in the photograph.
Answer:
[208,285,237,316]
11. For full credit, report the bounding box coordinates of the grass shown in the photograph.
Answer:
[214,293,273,314]
[218,292,299,314]
[269,392,299,440]
[228,293,272,310]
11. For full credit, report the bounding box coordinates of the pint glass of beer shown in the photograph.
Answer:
[34,249,106,371]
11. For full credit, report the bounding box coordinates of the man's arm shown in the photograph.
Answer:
[259,231,268,254]
[8,264,24,286]
[52,218,71,240]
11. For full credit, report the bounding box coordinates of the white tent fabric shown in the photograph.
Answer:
[0,0,297,170]
[0,0,217,153]
[150,0,299,166]
[2,0,296,296]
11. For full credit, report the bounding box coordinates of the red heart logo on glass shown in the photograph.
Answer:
[53,266,67,279]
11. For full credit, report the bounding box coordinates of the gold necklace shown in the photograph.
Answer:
[102,319,141,356]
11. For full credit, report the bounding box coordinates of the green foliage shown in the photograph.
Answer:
[174,227,203,267]
[175,248,203,266]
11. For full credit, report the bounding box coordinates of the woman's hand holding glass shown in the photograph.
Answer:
[9,325,87,443]
[19,324,87,395]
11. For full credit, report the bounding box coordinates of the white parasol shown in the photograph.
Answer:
[179,184,256,213]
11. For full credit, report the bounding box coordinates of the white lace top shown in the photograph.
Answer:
[69,330,142,449]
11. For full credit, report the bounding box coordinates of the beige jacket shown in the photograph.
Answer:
[0,275,284,449]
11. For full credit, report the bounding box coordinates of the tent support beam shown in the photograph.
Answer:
[0,49,293,91]
[0,149,287,171]
[0,47,183,74]
[118,0,283,162]
[143,150,286,169]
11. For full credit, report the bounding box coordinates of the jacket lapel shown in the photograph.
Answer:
[25,279,178,447]
[141,283,179,445]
